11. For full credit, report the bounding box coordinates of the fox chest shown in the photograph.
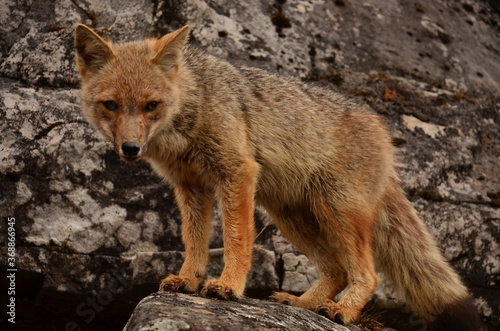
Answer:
[147,156,213,191]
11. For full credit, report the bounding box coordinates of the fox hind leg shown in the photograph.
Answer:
[270,270,348,311]
[315,208,379,325]
[268,209,349,311]
[269,201,379,325]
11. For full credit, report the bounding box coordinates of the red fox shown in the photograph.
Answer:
[74,24,481,330]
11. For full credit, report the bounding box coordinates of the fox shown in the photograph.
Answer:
[74,24,481,330]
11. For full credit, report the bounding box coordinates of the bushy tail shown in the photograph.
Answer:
[374,176,481,331]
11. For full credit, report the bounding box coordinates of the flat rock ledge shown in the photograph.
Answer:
[123,292,360,331]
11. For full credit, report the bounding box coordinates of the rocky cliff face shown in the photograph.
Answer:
[1,0,499,330]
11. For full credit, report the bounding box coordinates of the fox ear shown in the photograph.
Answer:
[151,25,190,75]
[74,24,116,78]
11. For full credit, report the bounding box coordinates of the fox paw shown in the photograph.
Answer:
[315,299,359,325]
[159,274,198,293]
[201,279,240,301]
[269,291,297,306]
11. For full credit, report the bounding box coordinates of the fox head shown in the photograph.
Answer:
[74,24,190,163]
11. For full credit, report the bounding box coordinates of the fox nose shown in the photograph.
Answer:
[121,142,140,156]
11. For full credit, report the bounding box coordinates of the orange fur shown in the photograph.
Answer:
[75,24,480,330]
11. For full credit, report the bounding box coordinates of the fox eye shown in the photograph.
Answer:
[103,100,119,112]
[144,101,158,112]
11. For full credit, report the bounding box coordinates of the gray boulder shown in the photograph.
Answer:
[123,292,363,331]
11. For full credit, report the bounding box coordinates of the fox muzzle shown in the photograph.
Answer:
[119,141,142,163]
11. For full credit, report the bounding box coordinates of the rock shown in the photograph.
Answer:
[1,0,499,330]
[127,246,279,298]
[281,253,318,295]
[123,292,360,331]
[10,246,278,330]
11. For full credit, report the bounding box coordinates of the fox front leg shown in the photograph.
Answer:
[159,184,213,293]
[201,159,257,300]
